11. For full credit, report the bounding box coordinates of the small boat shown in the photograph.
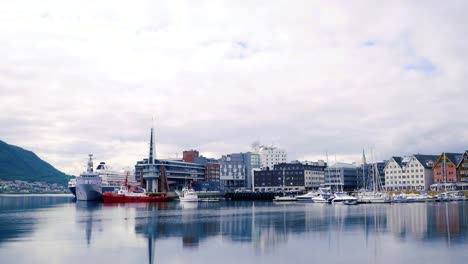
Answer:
[176,187,199,202]
[312,194,328,203]
[331,192,358,204]
[295,191,319,201]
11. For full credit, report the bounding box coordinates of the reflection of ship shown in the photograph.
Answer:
[75,200,103,245]
[73,155,128,200]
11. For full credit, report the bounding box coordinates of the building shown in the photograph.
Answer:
[253,162,326,192]
[254,145,287,170]
[384,154,438,191]
[137,128,206,192]
[458,151,468,183]
[323,162,358,191]
[187,152,221,182]
[182,150,199,163]
[243,152,261,190]
[220,153,246,191]
[433,152,463,184]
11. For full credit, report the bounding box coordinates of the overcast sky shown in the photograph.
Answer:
[1,0,467,175]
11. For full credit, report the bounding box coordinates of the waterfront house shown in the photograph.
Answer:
[384,154,438,191]
[433,152,463,184]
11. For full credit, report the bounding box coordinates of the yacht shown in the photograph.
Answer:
[312,187,333,203]
[358,192,391,203]
[330,192,357,204]
[176,187,199,202]
[295,191,319,201]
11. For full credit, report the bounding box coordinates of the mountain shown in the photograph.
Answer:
[0,140,71,186]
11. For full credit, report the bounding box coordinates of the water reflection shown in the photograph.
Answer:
[1,196,468,264]
[127,201,468,256]
[75,201,103,245]
[0,195,73,244]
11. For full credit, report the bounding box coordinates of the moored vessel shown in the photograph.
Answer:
[76,155,102,201]
[176,187,199,202]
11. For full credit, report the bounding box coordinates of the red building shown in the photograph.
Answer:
[433,152,463,183]
[183,150,199,163]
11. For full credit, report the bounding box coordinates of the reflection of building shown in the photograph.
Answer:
[384,155,438,191]
[387,204,428,239]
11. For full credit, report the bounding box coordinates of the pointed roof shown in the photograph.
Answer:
[457,151,468,168]
[413,154,439,168]
[434,152,463,168]
[392,156,403,168]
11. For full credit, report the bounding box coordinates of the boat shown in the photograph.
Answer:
[358,192,391,203]
[68,178,76,196]
[295,191,319,201]
[103,186,168,203]
[330,192,358,204]
[273,168,297,202]
[76,155,102,201]
[176,187,199,202]
[357,157,390,203]
[71,155,128,199]
[436,191,467,201]
[312,187,333,203]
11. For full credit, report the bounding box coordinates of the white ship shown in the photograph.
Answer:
[76,155,102,201]
[73,155,130,201]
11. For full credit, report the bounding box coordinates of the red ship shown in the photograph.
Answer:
[103,172,168,203]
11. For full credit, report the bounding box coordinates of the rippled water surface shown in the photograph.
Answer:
[1,195,467,264]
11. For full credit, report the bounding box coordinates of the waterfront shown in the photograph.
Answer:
[0,195,467,264]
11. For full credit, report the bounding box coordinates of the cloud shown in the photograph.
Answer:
[1,0,468,175]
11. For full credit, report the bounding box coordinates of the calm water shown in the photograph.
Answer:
[0,195,467,264]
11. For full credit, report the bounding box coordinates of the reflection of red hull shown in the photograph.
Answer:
[103,193,168,203]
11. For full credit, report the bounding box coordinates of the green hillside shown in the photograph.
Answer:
[0,140,71,186]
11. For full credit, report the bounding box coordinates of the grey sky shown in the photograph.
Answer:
[1,1,467,175]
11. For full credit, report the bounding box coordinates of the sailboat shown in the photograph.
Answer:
[274,168,297,202]
[357,151,390,203]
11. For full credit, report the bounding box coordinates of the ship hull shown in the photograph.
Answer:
[69,187,76,197]
[103,193,168,203]
[76,183,102,201]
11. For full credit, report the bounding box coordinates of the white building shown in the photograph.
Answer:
[384,154,438,191]
[254,145,287,170]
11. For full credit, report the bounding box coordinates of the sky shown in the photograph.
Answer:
[1,0,467,175]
